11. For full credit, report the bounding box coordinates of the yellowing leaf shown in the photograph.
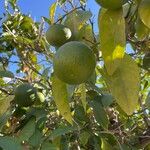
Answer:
[64,10,92,40]
[78,25,95,46]
[105,54,140,115]
[0,95,13,115]
[52,75,72,124]
[99,9,126,75]
[49,2,57,24]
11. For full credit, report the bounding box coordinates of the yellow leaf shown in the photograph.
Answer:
[99,8,126,75]
[49,2,57,24]
[78,25,95,47]
[105,54,140,115]
[52,74,72,124]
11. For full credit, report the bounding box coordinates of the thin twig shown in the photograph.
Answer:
[54,6,82,24]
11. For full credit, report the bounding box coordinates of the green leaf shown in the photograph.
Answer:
[74,105,88,124]
[135,17,150,40]
[41,142,58,150]
[76,10,92,25]
[18,117,36,142]
[52,74,72,124]
[105,54,140,115]
[0,109,12,130]
[8,0,17,9]
[67,84,76,99]
[78,24,95,46]
[99,8,126,75]
[58,0,66,6]
[49,2,57,24]
[101,94,113,107]
[79,83,87,111]
[80,132,90,146]
[145,92,150,108]
[0,136,22,150]
[64,10,92,39]
[20,16,34,31]
[60,136,69,150]
[0,70,14,78]
[42,17,51,25]
[99,132,117,146]
[28,129,43,147]
[139,0,150,29]
[99,132,123,150]
[90,96,109,129]
[101,138,112,150]
[64,12,80,38]
[49,126,76,140]
[16,36,34,47]
[0,95,13,115]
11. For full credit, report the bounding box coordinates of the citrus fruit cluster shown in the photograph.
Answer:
[46,24,96,85]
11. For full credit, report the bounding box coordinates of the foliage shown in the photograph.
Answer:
[0,0,149,149]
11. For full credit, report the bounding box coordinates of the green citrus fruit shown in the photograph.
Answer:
[138,0,150,29]
[95,0,128,9]
[14,83,37,107]
[53,41,96,84]
[46,24,72,47]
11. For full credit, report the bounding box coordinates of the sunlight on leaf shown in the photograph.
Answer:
[52,74,72,124]
[49,2,57,24]
[79,83,87,111]
[99,8,126,75]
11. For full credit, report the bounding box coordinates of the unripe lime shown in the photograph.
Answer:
[53,41,96,84]
[14,83,37,107]
[46,24,72,47]
[95,0,128,10]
